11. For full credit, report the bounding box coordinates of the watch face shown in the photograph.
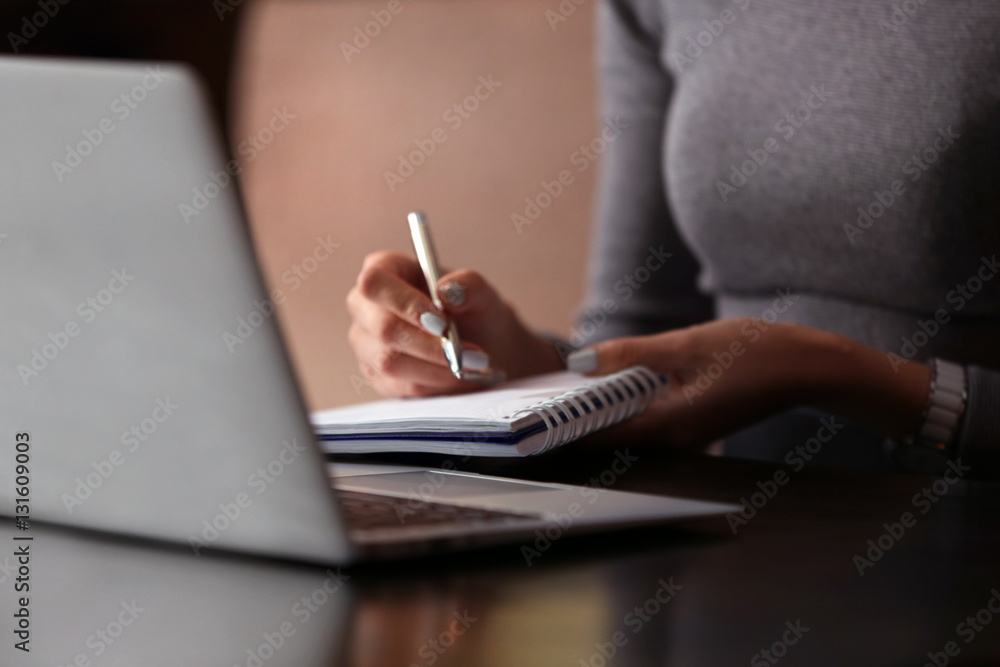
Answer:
[889,443,950,476]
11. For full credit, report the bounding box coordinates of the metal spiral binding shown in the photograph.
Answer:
[509,367,666,453]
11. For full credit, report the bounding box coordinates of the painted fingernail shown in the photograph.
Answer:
[567,348,598,373]
[419,312,446,337]
[462,350,489,371]
[440,282,466,307]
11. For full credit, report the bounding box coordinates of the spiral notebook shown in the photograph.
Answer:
[311,367,667,457]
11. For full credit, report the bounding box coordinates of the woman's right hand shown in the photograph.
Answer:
[346,250,564,397]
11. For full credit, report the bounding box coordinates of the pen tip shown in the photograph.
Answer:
[407,211,426,226]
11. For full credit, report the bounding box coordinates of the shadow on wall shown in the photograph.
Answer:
[231,0,601,410]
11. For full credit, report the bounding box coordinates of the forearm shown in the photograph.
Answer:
[800,326,931,441]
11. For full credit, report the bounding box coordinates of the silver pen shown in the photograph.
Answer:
[407,211,464,379]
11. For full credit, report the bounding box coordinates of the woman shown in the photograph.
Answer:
[346,0,1000,479]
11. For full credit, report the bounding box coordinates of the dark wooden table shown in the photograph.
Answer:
[6,445,1000,666]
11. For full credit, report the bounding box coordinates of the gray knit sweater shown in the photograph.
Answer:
[581,0,1000,474]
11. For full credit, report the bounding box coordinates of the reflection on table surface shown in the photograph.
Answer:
[4,448,1000,666]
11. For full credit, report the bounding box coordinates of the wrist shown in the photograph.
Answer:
[513,332,565,378]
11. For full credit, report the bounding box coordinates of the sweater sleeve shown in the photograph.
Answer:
[575,0,712,346]
[955,366,1000,481]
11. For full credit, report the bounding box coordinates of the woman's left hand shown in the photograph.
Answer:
[568,318,931,450]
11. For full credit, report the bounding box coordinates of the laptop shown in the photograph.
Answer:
[0,56,736,565]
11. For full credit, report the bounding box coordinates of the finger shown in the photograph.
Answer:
[360,250,428,289]
[351,306,493,372]
[351,333,472,394]
[350,305,451,367]
[435,269,504,316]
[371,359,486,398]
[355,263,449,338]
[350,322,493,386]
[565,332,686,376]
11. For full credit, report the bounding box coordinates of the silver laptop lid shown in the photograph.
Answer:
[0,56,353,564]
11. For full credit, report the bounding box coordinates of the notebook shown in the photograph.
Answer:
[311,366,667,457]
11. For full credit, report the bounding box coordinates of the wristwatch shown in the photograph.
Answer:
[886,358,967,475]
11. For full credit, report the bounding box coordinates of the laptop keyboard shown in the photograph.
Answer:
[336,489,541,532]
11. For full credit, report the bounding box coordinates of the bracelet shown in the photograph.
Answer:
[916,358,967,456]
[885,358,967,474]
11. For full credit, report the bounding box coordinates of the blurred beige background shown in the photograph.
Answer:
[231,0,599,410]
